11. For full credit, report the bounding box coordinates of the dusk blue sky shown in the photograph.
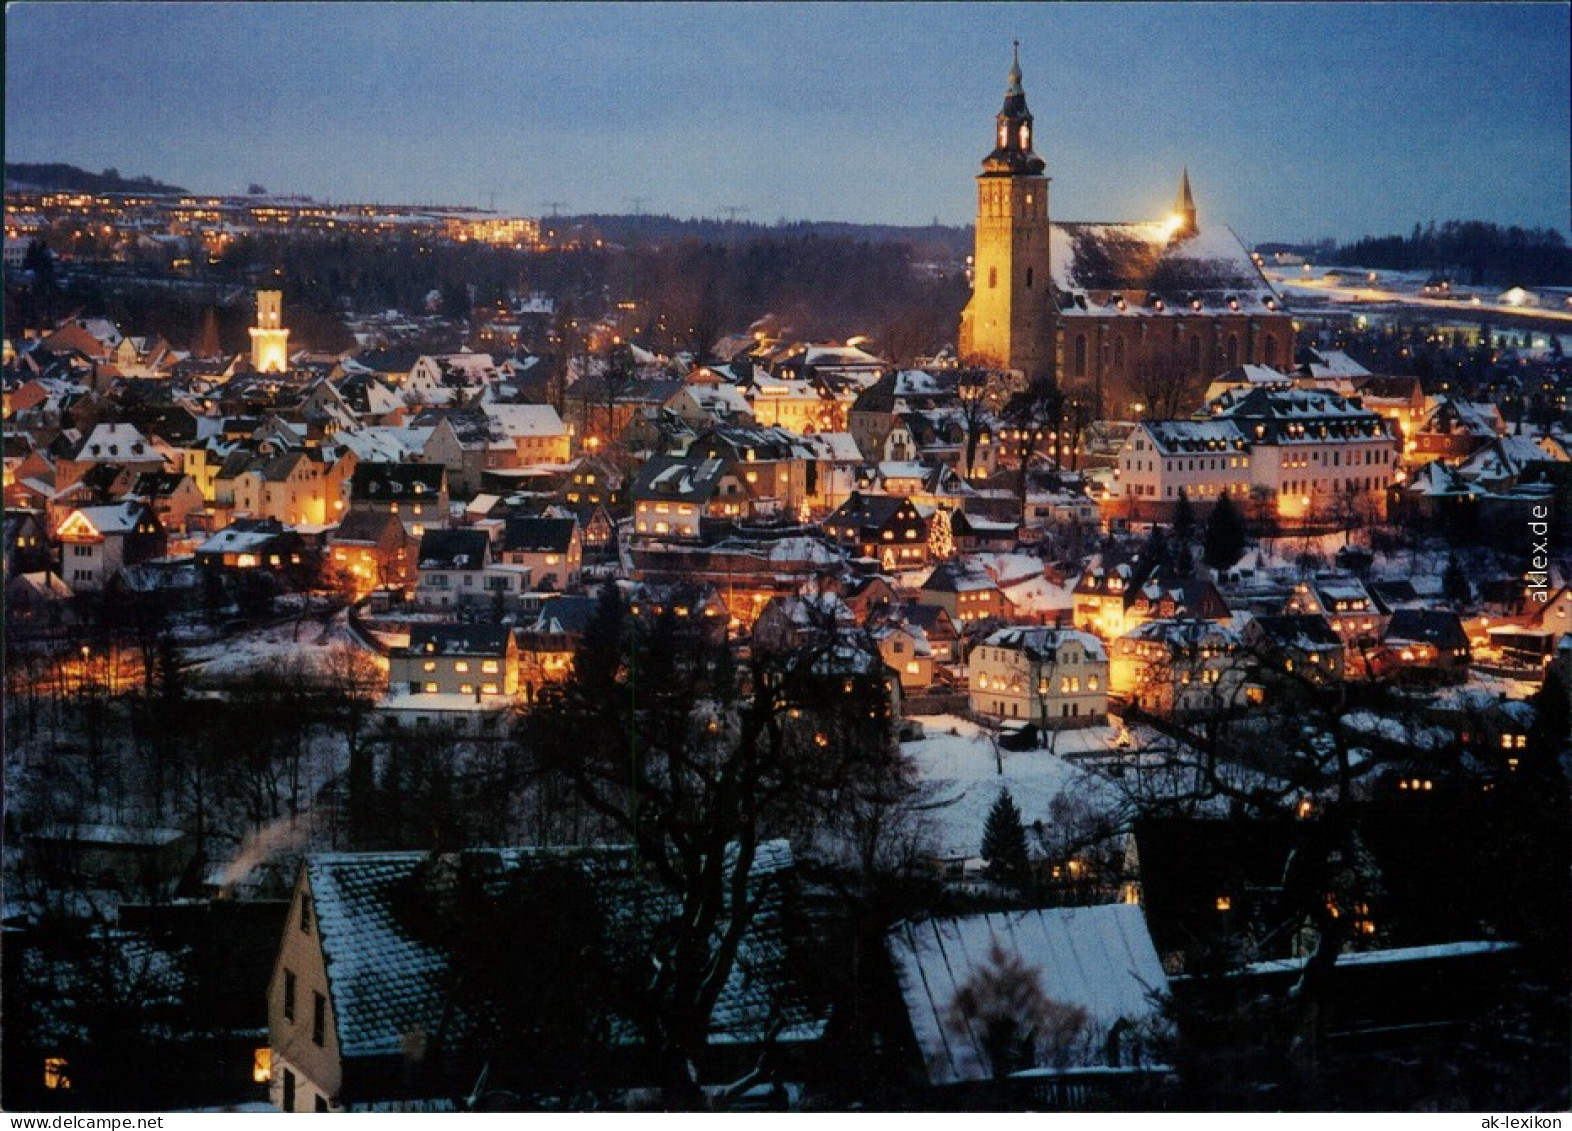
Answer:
[6,2,1569,243]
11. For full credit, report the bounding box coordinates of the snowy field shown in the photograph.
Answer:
[902,714,1126,860]
[182,612,380,682]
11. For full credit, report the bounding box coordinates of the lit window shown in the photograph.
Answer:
[253,1047,272,1084]
[454,661,470,673]
[423,660,437,673]
[44,1057,69,1090]
[481,660,499,675]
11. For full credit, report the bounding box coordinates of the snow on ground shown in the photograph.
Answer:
[183,612,374,682]
[903,714,1124,860]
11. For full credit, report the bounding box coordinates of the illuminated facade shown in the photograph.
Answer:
[957,45,1054,379]
[958,49,1295,409]
[249,290,291,373]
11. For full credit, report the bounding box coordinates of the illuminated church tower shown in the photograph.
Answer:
[957,44,1054,380]
[249,289,290,373]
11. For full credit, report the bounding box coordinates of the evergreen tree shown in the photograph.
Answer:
[1203,492,1247,572]
[1442,554,1471,606]
[981,787,1031,887]
[1172,489,1196,545]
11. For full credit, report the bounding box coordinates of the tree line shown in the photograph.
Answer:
[1329,219,1571,287]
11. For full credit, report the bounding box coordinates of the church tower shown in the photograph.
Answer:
[249,289,290,373]
[958,44,1053,380]
[1172,167,1198,238]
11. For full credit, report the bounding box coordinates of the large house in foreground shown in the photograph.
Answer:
[268,843,823,1111]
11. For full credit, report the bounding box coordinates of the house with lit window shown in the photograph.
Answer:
[1073,556,1230,642]
[919,560,1011,625]
[497,515,581,591]
[516,594,599,701]
[871,619,935,691]
[412,527,495,609]
[481,402,572,466]
[1110,618,1250,716]
[1283,575,1389,674]
[213,446,350,529]
[53,501,166,592]
[822,491,930,570]
[968,625,1108,729]
[195,518,314,589]
[379,623,518,731]
[1370,609,1471,685]
[1113,387,1398,524]
[326,509,411,592]
[54,422,166,491]
[630,454,728,538]
[348,462,448,540]
[1241,613,1345,692]
[126,470,207,536]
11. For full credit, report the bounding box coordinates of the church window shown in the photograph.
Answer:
[999,124,1008,148]
[1264,335,1278,366]
[1020,124,1030,149]
[1026,267,1034,288]
[1073,335,1088,377]
[1226,335,1239,368]
[1113,337,1125,372]
[1189,335,1202,369]
[989,266,997,289]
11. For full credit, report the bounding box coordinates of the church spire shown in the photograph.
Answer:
[1172,167,1198,238]
[983,43,1044,176]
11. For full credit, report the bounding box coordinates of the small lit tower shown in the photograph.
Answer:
[249,289,290,373]
[1172,167,1198,239]
[958,43,1053,381]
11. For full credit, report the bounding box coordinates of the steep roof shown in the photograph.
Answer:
[302,842,820,1060]
[886,905,1169,1086]
[500,515,576,555]
[982,624,1107,663]
[350,461,445,500]
[416,528,489,570]
[1050,221,1282,314]
[403,623,512,657]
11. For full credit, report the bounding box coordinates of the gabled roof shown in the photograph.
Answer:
[1245,613,1342,650]
[887,905,1169,1086]
[403,623,513,657]
[1383,609,1468,650]
[500,515,575,555]
[350,461,445,500]
[416,528,490,570]
[1051,220,1281,313]
[631,454,728,503]
[524,594,600,636]
[60,500,154,536]
[301,841,819,1060]
[981,624,1107,663]
[328,508,404,546]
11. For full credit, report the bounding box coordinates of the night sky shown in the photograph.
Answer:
[6,2,1568,243]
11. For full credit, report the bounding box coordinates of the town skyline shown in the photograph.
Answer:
[6,1,1570,243]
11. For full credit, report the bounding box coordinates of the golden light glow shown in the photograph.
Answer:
[252,1048,272,1084]
[44,1057,69,1090]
